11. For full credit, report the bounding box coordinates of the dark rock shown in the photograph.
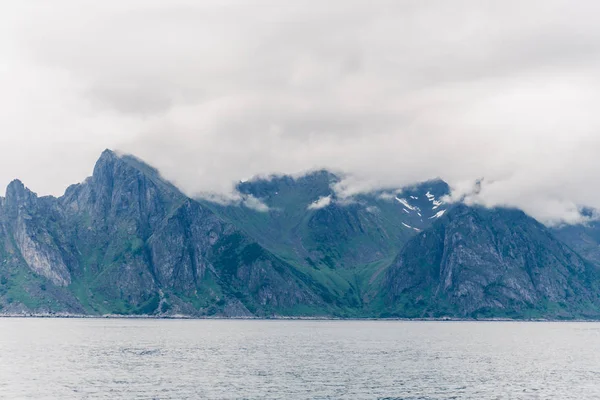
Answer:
[383,205,600,318]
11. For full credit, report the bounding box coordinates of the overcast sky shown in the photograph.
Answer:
[2,1,600,224]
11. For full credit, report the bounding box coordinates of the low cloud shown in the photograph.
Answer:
[242,195,270,213]
[1,1,600,224]
[308,195,332,210]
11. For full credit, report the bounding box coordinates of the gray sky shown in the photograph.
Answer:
[2,1,600,224]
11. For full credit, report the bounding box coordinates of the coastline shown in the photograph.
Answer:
[0,313,598,322]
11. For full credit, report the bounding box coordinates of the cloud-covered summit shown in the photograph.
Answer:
[1,1,600,224]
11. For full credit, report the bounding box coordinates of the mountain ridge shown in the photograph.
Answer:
[0,149,599,319]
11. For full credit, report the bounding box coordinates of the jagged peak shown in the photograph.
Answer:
[4,179,37,208]
[93,148,120,169]
[100,148,117,157]
[93,149,162,180]
[87,149,186,203]
[90,149,122,185]
[5,179,33,198]
[6,178,25,191]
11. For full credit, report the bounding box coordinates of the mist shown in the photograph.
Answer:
[1,1,600,224]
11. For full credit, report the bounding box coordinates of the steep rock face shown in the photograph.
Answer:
[148,199,326,314]
[0,150,331,316]
[2,180,72,286]
[61,150,183,236]
[56,150,183,309]
[1,149,600,319]
[383,205,600,318]
[552,221,600,266]
[0,188,83,314]
[147,200,218,292]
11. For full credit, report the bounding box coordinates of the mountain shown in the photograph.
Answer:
[0,151,341,316]
[0,149,599,319]
[0,179,84,313]
[552,220,600,266]
[202,173,450,308]
[381,205,600,319]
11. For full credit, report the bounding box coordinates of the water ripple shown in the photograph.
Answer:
[0,320,599,399]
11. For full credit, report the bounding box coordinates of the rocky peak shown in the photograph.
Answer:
[95,148,118,167]
[89,150,151,205]
[383,204,598,318]
[4,179,38,216]
[6,179,31,200]
[91,148,120,187]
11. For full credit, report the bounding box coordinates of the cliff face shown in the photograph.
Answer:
[4,180,72,287]
[552,220,600,266]
[0,150,330,316]
[1,150,600,319]
[382,205,600,319]
[0,181,83,314]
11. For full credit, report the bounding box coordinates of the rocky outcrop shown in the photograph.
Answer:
[2,180,72,286]
[0,150,330,316]
[383,205,600,318]
[1,150,600,319]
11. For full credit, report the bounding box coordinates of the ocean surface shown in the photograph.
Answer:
[0,319,599,399]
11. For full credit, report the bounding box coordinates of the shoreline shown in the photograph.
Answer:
[0,313,598,322]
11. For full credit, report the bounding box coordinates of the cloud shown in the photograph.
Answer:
[197,191,269,212]
[1,1,600,224]
[377,192,397,201]
[308,195,332,210]
[242,195,270,213]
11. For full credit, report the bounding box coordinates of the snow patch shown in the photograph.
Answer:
[402,222,421,232]
[426,191,444,209]
[429,210,446,219]
[396,197,417,211]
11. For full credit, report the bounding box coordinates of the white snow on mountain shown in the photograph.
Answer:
[396,197,419,211]
[432,200,443,209]
[425,191,444,209]
[429,210,446,219]
[402,222,421,232]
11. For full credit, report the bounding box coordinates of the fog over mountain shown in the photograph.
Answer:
[2,1,600,224]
